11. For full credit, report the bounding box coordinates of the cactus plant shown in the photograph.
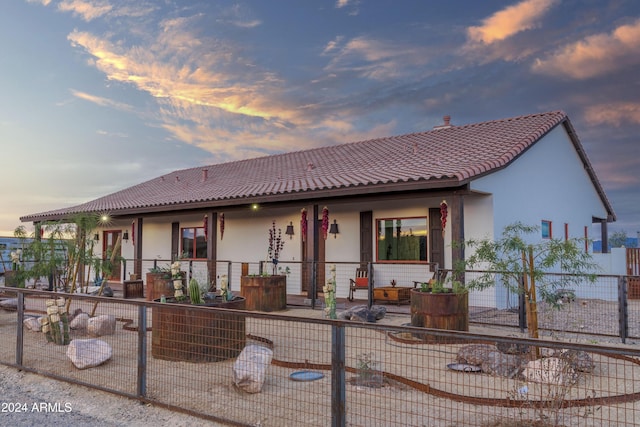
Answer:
[189,278,203,305]
[41,298,70,345]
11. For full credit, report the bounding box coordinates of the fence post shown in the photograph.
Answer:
[518,274,526,333]
[331,323,346,427]
[16,291,24,367]
[311,262,317,309]
[367,262,374,309]
[137,304,147,397]
[618,276,629,344]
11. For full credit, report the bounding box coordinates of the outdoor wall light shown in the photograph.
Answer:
[123,231,129,242]
[93,233,100,241]
[329,219,339,238]
[285,222,294,239]
[251,204,259,211]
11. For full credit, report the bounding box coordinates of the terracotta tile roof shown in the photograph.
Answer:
[20,110,614,222]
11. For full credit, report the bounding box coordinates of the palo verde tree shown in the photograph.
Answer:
[456,222,599,341]
[18,213,113,313]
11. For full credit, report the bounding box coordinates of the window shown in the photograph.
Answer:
[181,227,207,259]
[541,220,552,239]
[376,217,427,262]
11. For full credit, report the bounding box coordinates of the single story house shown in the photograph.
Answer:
[21,111,615,308]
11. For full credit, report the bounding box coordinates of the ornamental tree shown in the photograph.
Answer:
[455,222,599,340]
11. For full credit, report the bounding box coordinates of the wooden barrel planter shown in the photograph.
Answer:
[152,296,246,362]
[3,270,19,287]
[241,275,287,312]
[410,289,468,342]
[146,272,185,301]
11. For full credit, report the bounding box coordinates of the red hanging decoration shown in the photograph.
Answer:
[300,208,307,242]
[321,206,329,240]
[219,213,225,240]
[131,221,135,245]
[440,200,448,236]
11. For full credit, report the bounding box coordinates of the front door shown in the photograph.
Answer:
[103,230,122,282]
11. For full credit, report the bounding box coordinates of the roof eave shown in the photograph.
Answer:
[20,177,464,223]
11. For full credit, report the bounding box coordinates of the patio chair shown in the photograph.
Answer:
[348,268,369,301]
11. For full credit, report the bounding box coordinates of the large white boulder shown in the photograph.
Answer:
[233,344,273,393]
[67,339,112,369]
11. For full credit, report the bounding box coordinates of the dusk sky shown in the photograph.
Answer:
[1,0,639,238]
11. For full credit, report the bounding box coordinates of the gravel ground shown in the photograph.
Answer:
[0,365,220,426]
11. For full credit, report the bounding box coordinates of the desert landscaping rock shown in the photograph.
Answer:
[338,304,386,322]
[23,316,41,331]
[233,344,273,393]
[0,298,19,310]
[456,344,495,366]
[496,337,530,355]
[67,338,112,369]
[87,314,115,336]
[480,350,526,378]
[69,312,89,330]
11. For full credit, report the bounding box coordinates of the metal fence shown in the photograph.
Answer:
[1,287,640,426]
[8,257,640,344]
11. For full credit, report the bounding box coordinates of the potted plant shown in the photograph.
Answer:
[456,222,599,341]
[240,221,287,311]
[410,273,469,333]
[145,264,172,301]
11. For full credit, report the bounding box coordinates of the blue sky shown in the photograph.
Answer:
[1,0,639,237]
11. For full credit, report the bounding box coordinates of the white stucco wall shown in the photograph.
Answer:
[466,125,609,308]
[462,195,498,308]
[471,125,607,244]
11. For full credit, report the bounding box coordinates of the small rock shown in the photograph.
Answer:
[70,313,90,331]
[87,315,116,337]
[0,298,19,310]
[67,339,112,369]
[456,344,495,366]
[481,351,525,378]
[233,344,273,393]
[338,305,386,323]
[102,286,114,297]
[23,317,41,331]
[496,338,530,355]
